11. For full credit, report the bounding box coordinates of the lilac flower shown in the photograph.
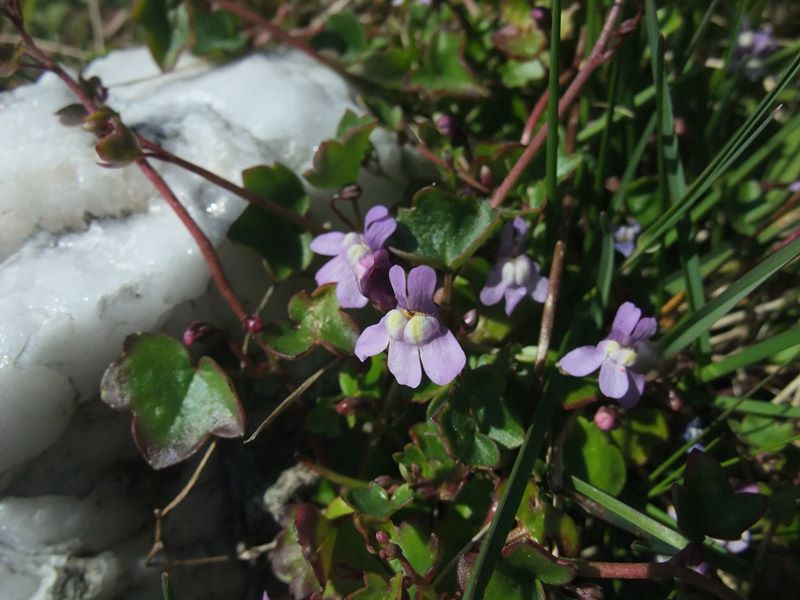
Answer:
[480,217,548,316]
[558,302,657,408]
[788,181,800,194]
[355,265,466,388]
[735,22,775,80]
[613,219,640,258]
[310,205,396,308]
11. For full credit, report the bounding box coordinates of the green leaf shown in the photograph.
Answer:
[392,522,438,577]
[673,450,767,542]
[323,10,367,61]
[259,285,360,359]
[100,334,244,469]
[514,481,580,557]
[410,30,483,96]
[348,572,403,600]
[351,48,413,89]
[499,59,545,88]
[227,163,312,280]
[394,422,461,492]
[564,416,626,496]
[611,408,669,466]
[393,188,499,270]
[132,0,192,71]
[729,414,797,452]
[436,406,501,469]
[304,110,377,188]
[345,483,414,520]
[191,9,246,57]
[485,542,575,598]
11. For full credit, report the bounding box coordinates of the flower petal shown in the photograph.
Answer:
[609,302,641,343]
[335,271,368,308]
[613,241,634,258]
[315,256,349,286]
[310,231,346,256]
[630,317,657,344]
[504,285,527,316]
[388,340,422,388]
[530,274,549,303]
[364,205,389,228]
[599,359,629,399]
[364,207,397,250]
[420,328,466,385]
[355,320,390,361]
[617,371,645,408]
[407,265,438,313]
[558,346,605,377]
[479,263,508,307]
[389,265,409,309]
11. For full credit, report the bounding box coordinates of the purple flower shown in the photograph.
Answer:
[480,217,548,316]
[613,219,640,258]
[310,205,396,308]
[788,181,800,194]
[558,302,657,408]
[355,265,466,388]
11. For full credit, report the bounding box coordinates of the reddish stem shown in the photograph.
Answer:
[137,159,249,323]
[573,560,746,600]
[140,140,325,234]
[413,143,491,194]
[213,1,344,76]
[520,69,574,145]
[490,0,627,209]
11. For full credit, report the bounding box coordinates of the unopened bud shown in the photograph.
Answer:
[531,7,552,30]
[594,405,623,431]
[479,165,492,189]
[335,397,359,416]
[244,314,263,333]
[375,531,390,545]
[373,475,393,488]
[183,321,215,346]
[435,113,458,138]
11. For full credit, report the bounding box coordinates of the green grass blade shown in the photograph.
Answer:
[625,49,800,266]
[568,476,689,553]
[657,235,800,359]
[699,326,800,382]
[646,0,709,355]
[710,396,800,419]
[610,113,657,212]
[461,375,562,600]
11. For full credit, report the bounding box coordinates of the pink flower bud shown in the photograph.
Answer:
[183,321,215,346]
[594,405,623,431]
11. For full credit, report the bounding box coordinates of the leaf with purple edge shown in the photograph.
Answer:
[100,333,244,470]
[259,285,360,359]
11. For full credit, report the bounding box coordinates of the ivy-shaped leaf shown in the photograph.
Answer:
[304,110,377,188]
[351,48,414,89]
[191,9,246,58]
[394,421,463,497]
[227,163,312,281]
[392,522,438,577]
[434,406,501,469]
[259,285,360,359]
[100,334,244,469]
[393,187,500,270]
[513,481,580,557]
[410,30,483,97]
[345,483,414,520]
[316,10,368,62]
[132,0,192,71]
[485,541,575,599]
[563,416,626,496]
[673,449,767,542]
[348,572,403,600]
